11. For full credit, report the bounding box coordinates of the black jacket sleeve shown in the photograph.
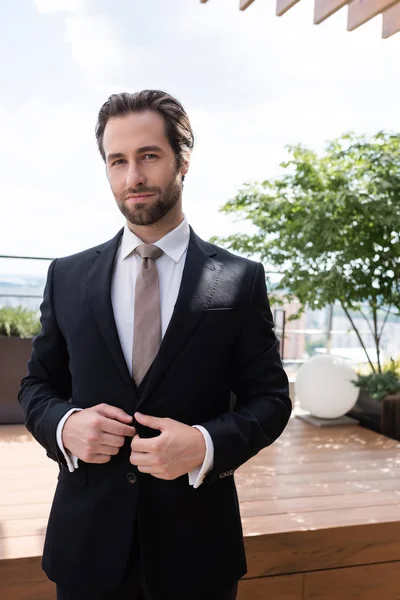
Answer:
[18,259,81,464]
[201,262,292,485]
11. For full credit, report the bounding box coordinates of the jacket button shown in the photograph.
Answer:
[126,472,137,484]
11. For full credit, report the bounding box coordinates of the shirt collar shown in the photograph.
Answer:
[119,215,190,264]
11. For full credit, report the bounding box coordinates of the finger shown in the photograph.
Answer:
[89,454,112,464]
[135,465,163,475]
[96,444,120,456]
[131,434,158,453]
[101,418,136,438]
[96,404,133,424]
[134,412,166,430]
[99,432,125,448]
[130,452,156,467]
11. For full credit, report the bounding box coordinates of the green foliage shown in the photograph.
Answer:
[0,306,41,338]
[212,131,400,372]
[353,370,400,401]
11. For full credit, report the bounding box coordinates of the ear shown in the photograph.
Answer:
[180,155,190,178]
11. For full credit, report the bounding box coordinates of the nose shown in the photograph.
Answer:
[125,164,146,188]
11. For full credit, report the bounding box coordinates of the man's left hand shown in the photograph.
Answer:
[130,412,206,480]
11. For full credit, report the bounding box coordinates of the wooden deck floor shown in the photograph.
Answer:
[1,416,400,599]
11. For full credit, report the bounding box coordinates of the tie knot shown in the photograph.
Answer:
[135,244,164,261]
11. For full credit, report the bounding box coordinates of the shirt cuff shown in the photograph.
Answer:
[188,425,214,488]
[56,408,83,472]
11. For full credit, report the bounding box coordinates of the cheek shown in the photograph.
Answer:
[107,172,124,198]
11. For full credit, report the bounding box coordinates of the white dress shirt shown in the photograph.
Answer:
[56,215,214,488]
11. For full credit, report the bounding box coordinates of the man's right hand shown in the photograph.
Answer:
[62,404,136,464]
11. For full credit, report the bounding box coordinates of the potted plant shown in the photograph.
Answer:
[0,306,41,424]
[349,361,400,439]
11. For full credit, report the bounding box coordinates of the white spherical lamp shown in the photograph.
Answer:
[296,354,359,419]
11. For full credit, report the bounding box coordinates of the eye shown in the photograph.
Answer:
[112,159,126,166]
[143,154,158,160]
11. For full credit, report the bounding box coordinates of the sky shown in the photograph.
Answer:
[1,0,400,276]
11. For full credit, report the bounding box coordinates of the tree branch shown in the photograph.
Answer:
[359,308,375,338]
[378,305,392,346]
[341,304,376,373]
[371,302,381,373]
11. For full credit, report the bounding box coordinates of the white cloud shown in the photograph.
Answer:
[63,12,127,87]
[33,0,128,89]
[34,0,83,14]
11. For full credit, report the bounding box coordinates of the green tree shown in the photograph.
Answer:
[211,131,400,373]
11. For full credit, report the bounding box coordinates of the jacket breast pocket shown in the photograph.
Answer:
[57,464,88,487]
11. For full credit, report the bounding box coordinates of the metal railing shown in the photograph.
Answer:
[1,254,399,374]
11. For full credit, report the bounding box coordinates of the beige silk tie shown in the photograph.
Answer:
[132,244,164,386]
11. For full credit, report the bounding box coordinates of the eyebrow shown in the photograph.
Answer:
[136,145,163,154]
[106,146,164,163]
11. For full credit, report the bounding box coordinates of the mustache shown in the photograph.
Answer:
[123,187,159,196]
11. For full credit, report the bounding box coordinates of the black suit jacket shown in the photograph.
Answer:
[19,226,291,599]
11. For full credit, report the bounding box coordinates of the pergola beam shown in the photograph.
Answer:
[240,0,257,9]
[314,0,348,24]
[276,0,301,17]
[200,0,400,38]
[347,0,399,32]
[382,4,400,38]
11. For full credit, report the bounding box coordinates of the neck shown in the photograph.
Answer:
[127,204,184,244]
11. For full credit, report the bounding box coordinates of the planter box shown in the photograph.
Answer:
[347,389,381,434]
[0,337,32,424]
[381,394,400,441]
[347,389,400,441]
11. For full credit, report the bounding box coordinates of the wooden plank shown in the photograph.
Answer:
[2,478,56,492]
[242,451,400,471]
[0,517,48,539]
[382,3,400,38]
[238,478,400,501]
[242,503,400,536]
[314,0,349,24]
[0,534,45,560]
[1,489,56,506]
[243,522,400,578]
[347,0,399,31]
[248,446,400,465]
[0,556,44,583]
[1,502,51,521]
[239,490,400,518]
[236,466,400,487]
[238,573,303,599]
[240,0,257,9]
[2,580,55,600]
[304,560,400,599]
[276,0,301,17]
[314,0,349,25]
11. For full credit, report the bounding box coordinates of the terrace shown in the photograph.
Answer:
[1,249,400,598]
[2,413,400,599]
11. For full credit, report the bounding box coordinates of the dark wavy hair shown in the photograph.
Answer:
[95,90,195,171]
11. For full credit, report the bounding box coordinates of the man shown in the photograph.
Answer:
[19,90,292,600]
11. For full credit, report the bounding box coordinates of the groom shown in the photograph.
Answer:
[19,89,291,600]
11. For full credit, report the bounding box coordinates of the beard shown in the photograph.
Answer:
[116,171,182,227]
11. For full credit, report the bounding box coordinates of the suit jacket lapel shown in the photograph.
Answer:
[87,228,137,395]
[139,227,222,404]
